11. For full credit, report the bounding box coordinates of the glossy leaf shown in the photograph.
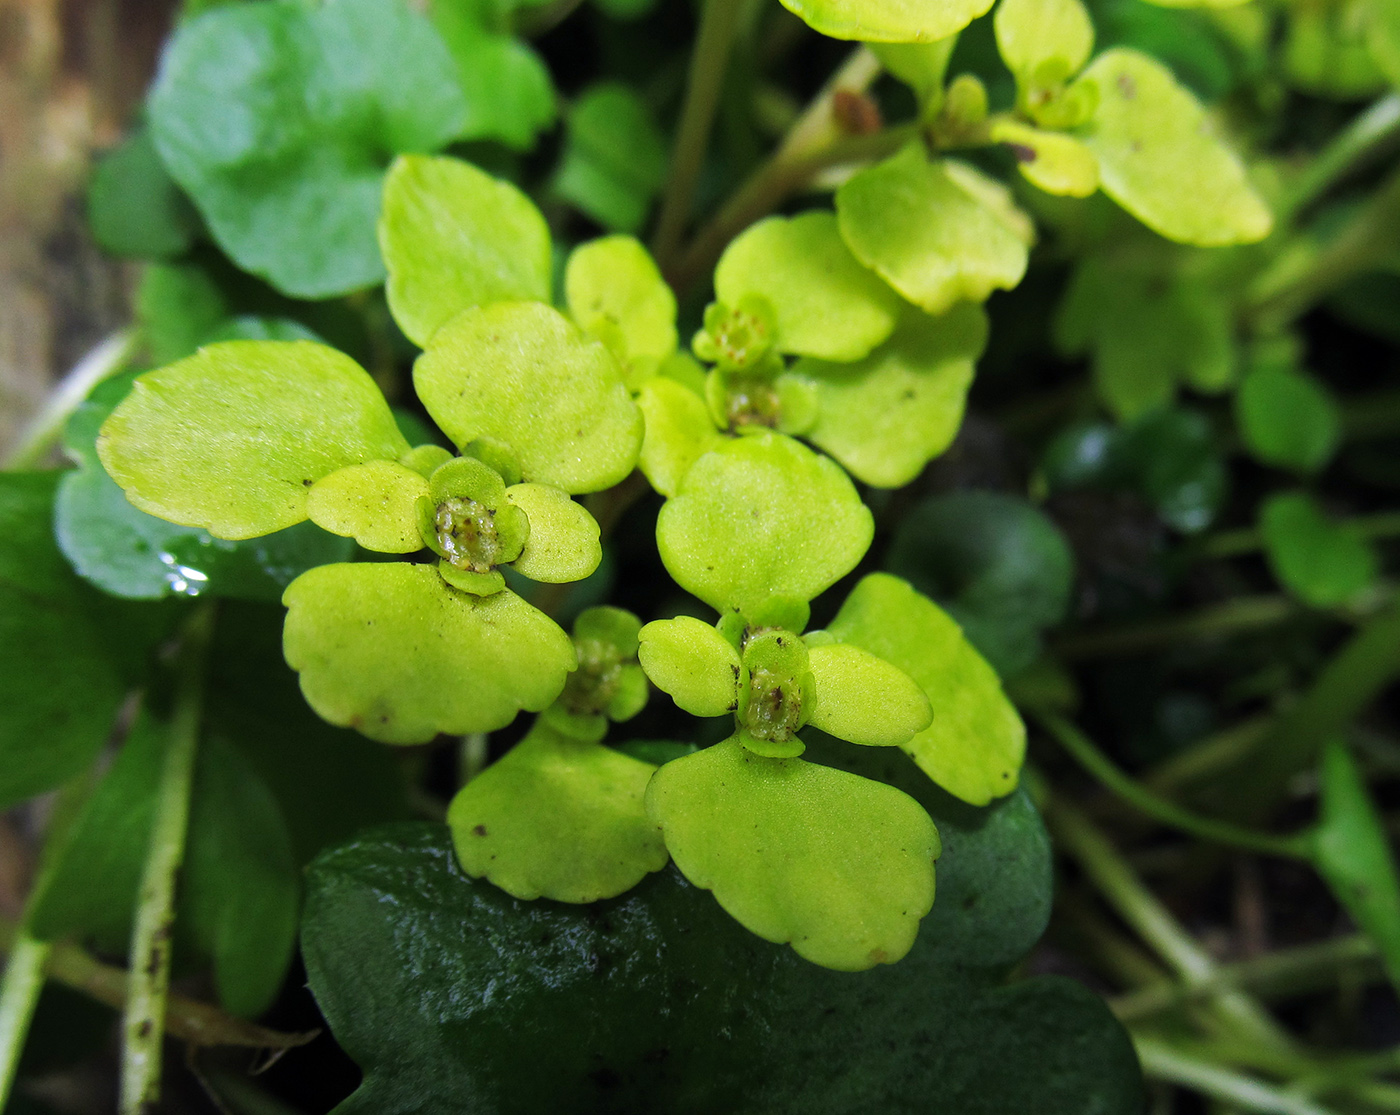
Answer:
[636,376,724,497]
[805,644,932,746]
[826,574,1025,804]
[553,83,668,233]
[282,563,576,743]
[777,0,993,44]
[447,721,668,902]
[87,127,199,260]
[656,430,874,616]
[1260,492,1377,608]
[887,493,1073,676]
[794,302,986,488]
[148,0,468,298]
[504,483,603,583]
[429,0,555,150]
[646,737,939,970]
[1073,49,1272,246]
[994,0,1094,81]
[1313,739,1400,991]
[1236,363,1340,475]
[837,147,1032,314]
[638,616,743,717]
[30,717,299,1018]
[379,154,552,347]
[415,302,643,493]
[307,460,428,553]
[565,235,677,386]
[303,818,1138,1114]
[0,473,166,810]
[713,212,902,361]
[58,373,354,600]
[98,341,409,540]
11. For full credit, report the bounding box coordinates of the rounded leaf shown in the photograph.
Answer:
[504,483,602,583]
[307,460,428,553]
[795,303,986,488]
[636,377,723,497]
[564,235,677,384]
[827,573,1026,804]
[414,302,643,494]
[778,0,993,43]
[656,431,874,616]
[282,564,576,743]
[1073,49,1272,246]
[98,341,409,540]
[806,644,932,747]
[646,737,940,970]
[1260,492,1378,608]
[989,120,1098,198]
[837,147,1032,314]
[380,155,552,346]
[448,722,668,903]
[638,616,742,718]
[994,0,1094,81]
[714,212,901,361]
[1236,362,1340,474]
[147,0,467,298]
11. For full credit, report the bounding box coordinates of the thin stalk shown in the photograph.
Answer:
[1049,798,1296,1052]
[1202,511,1400,560]
[121,604,216,1115]
[459,733,489,785]
[0,768,104,1106]
[4,330,137,470]
[1237,604,1400,820]
[1143,716,1274,796]
[1053,596,1297,660]
[1279,93,1400,223]
[1112,935,1379,1022]
[651,0,748,270]
[1035,711,1312,860]
[1135,1037,1338,1115]
[667,46,889,289]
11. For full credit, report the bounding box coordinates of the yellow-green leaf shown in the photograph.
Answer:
[646,736,940,970]
[306,460,428,553]
[98,341,409,541]
[1073,49,1272,246]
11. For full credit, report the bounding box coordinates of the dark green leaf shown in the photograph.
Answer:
[148,0,467,298]
[87,127,201,260]
[1236,362,1341,475]
[303,819,1138,1114]
[886,491,1073,676]
[553,83,668,234]
[1313,740,1400,991]
[30,712,300,1018]
[0,472,167,809]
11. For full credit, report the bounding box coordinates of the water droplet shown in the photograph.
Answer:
[158,552,210,596]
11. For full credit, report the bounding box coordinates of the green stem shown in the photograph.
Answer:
[1053,596,1298,660]
[4,330,137,470]
[1143,716,1274,796]
[1202,511,1400,560]
[1049,798,1296,1051]
[121,604,215,1115]
[666,46,888,290]
[1249,166,1400,328]
[1112,934,1379,1022]
[1035,711,1311,860]
[1134,1037,1338,1115]
[651,0,748,270]
[1238,604,1400,821]
[1278,93,1400,223]
[0,766,104,1106]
